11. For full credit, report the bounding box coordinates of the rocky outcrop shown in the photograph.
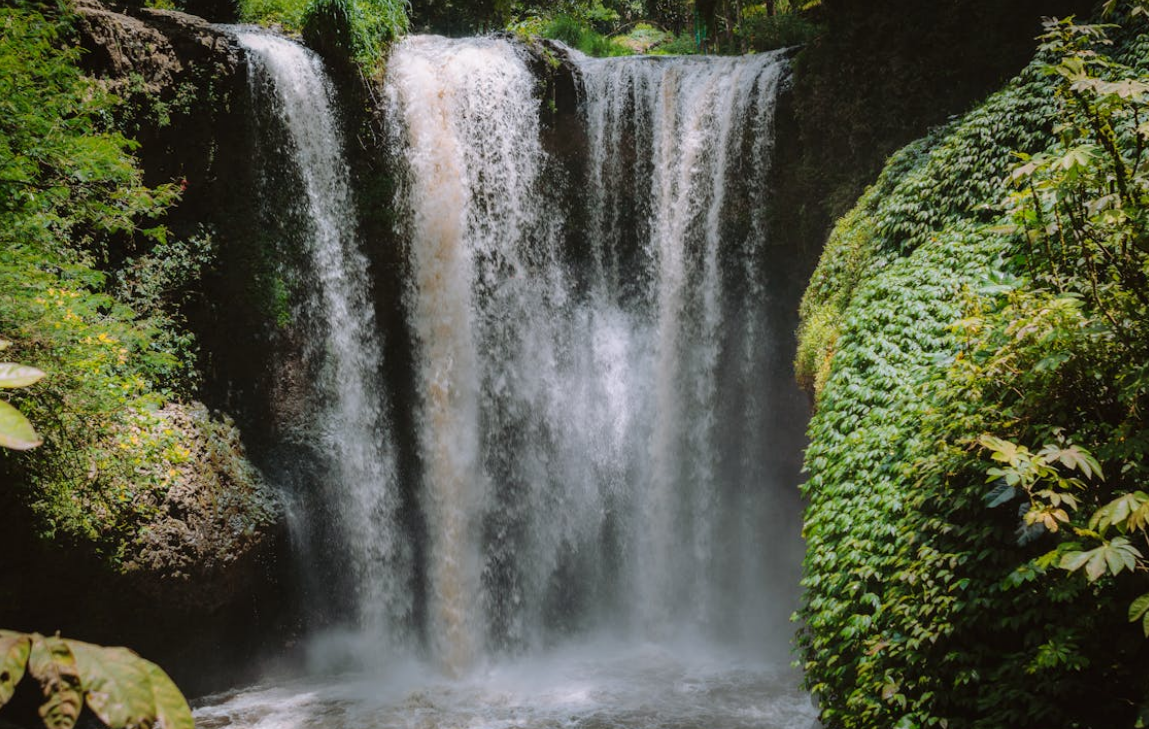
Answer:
[118,404,279,612]
[59,2,280,617]
[73,0,240,94]
[0,2,295,691]
[71,0,249,209]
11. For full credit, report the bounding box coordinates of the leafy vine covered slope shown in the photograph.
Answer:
[797,8,1149,728]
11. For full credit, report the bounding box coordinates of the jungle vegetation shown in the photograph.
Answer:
[796,5,1149,727]
[137,0,822,59]
[0,0,272,588]
[8,0,1149,725]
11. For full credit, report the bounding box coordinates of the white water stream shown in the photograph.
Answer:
[237,29,411,642]
[384,39,795,666]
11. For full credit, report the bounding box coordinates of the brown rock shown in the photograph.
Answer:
[117,403,280,612]
[73,0,240,94]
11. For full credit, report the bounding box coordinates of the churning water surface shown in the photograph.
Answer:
[195,637,818,729]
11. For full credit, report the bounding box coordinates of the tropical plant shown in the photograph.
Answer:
[0,631,193,729]
[978,6,1149,641]
[0,0,274,570]
[302,0,410,66]
[0,340,44,451]
[539,13,630,56]
[795,4,1149,727]
[736,4,818,51]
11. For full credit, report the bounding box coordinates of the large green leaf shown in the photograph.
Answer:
[1060,550,1091,572]
[0,399,41,450]
[1130,593,1149,620]
[140,658,193,729]
[27,634,83,729]
[0,630,31,708]
[68,640,193,729]
[69,642,154,729]
[0,363,44,389]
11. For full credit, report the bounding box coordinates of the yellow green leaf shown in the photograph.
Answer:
[0,363,45,389]
[27,634,83,729]
[141,659,193,729]
[67,639,193,729]
[0,399,41,450]
[69,642,154,729]
[0,630,31,708]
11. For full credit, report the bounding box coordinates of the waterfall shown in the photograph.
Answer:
[236,29,410,646]
[383,37,794,670]
[383,35,569,672]
[196,30,818,729]
[576,51,789,634]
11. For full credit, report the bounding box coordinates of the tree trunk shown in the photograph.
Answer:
[734,0,744,52]
[722,0,734,50]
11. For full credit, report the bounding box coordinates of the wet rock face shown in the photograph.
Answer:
[74,0,241,93]
[16,3,295,689]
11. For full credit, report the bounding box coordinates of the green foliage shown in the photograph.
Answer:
[796,6,1149,727]
[0,4,179,261]
[977,433,1097,534]
[539,14,630,56]
[647,30,699,54]
[981,7,1149,649]
[521,0,818,55]
[0,630,192,729]
[772,0,1094,294]
[0,2,268,566]
[737,4,819,52]
[237,0,409,65]
[0,0,185,449]
[614,22,672,53]
[302,0,410,66]
[509,0,635,32]
[237,0,311,29]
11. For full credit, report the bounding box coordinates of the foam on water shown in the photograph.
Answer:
[195,640,819,729]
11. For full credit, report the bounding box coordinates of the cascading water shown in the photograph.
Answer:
[576,51,794,639]
[383,36,574,671]
[199,30,814,729]
[235,29,410,645]
[383,37,800,662]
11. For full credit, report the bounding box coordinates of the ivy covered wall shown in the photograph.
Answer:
[796,7,1149,728]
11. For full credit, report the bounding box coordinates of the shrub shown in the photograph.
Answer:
[795,7,1149,727]
[237,0,311,29]
[302,0,409,66]
[649,30,699,54]
[541,13,629,56]
[0,1,271,570]
[738,5,820,51]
